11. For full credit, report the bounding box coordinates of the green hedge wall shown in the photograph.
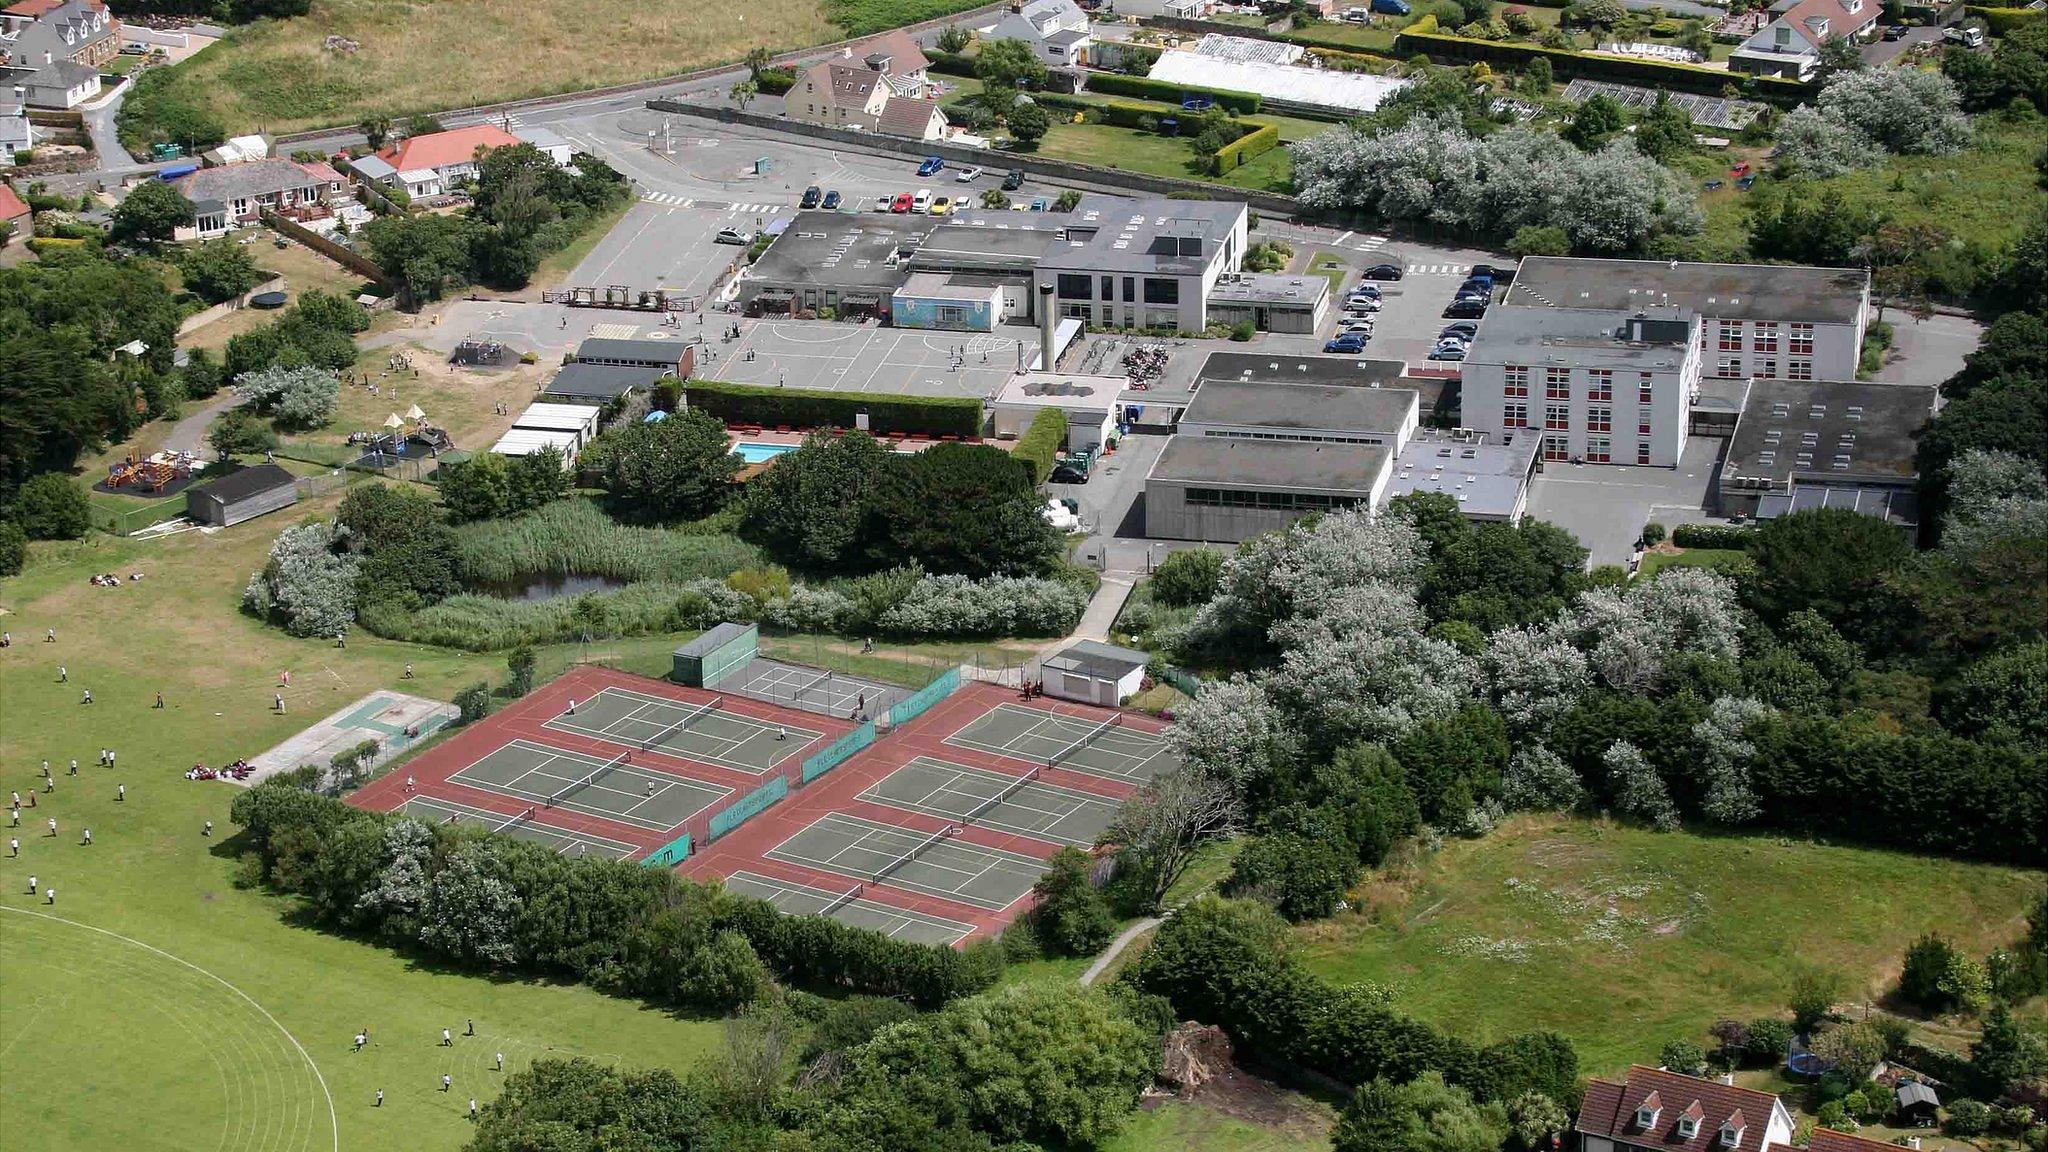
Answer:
[1213,121,1280,174]
[1032,91,1170,130]
[1390,29,1813,104]
[684,379,984,438]
[1965,4,2045,32]
[1012,407,1068,484]
[1671,523,1758,550]
[928,50,977,77]
[755,67,798,96]
[1085,71,1264,114]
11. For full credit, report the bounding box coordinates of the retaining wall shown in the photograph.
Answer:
[176,275,284,336]
[261,211,396,290]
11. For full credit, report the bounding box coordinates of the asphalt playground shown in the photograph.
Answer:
[943,703,1179,785]
[398,794,638,859]
[856,757,1118,848]
[764,812,1049,911]
[542,685,819,775]
[722,870,973,946]
[446,739,729,832]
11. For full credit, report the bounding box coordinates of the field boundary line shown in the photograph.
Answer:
[0,906,340,1152]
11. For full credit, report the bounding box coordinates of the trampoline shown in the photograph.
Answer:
[249,290,289,309]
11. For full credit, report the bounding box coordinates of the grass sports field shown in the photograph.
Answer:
[1295,815,2044,1075]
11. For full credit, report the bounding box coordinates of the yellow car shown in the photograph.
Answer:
[928,196,953,216]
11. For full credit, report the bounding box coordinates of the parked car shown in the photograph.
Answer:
[1362,263,1405,280]
[912,189,934,211]
[1370,0,1409,15]
[1881,23,1906,39]
[1003,168,1026,190]
[1440,321,1478,339]
[714,227,752,245]
[1049,459,1091,484]
[821,190,842,210]
[800,185,822,209]
[1324,334,1369,353]
[1342,6,1372,21]
[1428,344,1468,362]
[929,195,952,215]
[872,194,892,212]
[891,192,914,213]
[1444,300,1487,319]
[1030,197,1048,211]
[1349,283,1381,298]
[955,165,984,183]
[1468,263,1512,282]
[1337,318,1375,334]
[917,155,946,176]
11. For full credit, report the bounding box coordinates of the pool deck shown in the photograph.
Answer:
[724,429,977,460]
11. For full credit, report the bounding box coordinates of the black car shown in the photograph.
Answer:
[1882,23,1906,39]
[1469,263,1512,282]
[800,185,822,209]
[1443,300,1487,319]
[1003,168,1025,190]
[1440,321,1478,339]
[821,190,842,210]
[1362,263,1405,281]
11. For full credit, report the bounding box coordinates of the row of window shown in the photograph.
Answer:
[1711,358,1815,381]
[1715,321,1816,355]
[1199,429,1385,446]
[1056,273,1180,306]
[1505,403,1650,438]
[1181,487,1366,512]
[1059,302,1182,329]
[1542,436,1653,466]
[1503,365,1657,405]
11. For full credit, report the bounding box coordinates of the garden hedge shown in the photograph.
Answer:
[1964,4,2045,32]
[754,67,798,96]
[1032,91,1171,130]
[1671,523,1758,550]
[683,379,984,438]
[927,50,977,78]
[1085,71,1264,114]
[1213,122,1280,174]
[1011,407,1068,484]
[1388,29,1813,104]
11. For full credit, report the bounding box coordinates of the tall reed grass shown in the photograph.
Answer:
[451,499,761,585]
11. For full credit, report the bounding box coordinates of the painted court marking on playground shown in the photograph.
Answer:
[856,757,1117,847]
[447,739,728,832]
[722,870,972,946]
[398,795,638,859]
[942,703,1178,785]
[763,812,1046,911]
[542,685,820,775]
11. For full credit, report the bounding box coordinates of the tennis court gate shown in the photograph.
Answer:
[673,622,758,687]
[961,651,1039,691]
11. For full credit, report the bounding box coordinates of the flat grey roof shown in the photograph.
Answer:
[895,271,1001,302]
[1722,378,1934,487]
[1182,378,1416,433]
[1151,436,1390,493]
[675,622,755,658]
[1506,256,1868,324]
[1386,434,1538,520]
[1210,272,1328,308]
[1464,307,1695,370]
[1196,351,1407,389]
[543,362,659,399]
[747,211,934,290]
[575,336,691,365]
[911,220,1059,270]
[192,463,297,503]
[1045,639,1151,678]
[1027,194,1244,276]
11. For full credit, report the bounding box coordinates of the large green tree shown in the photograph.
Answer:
[110,180,196,244]
[362,213,482,308]
[867,442,1060,577]
[739,430,890,571]
[974,37,1048,93]
[1744,508,1914,643]
[580,408,740,522]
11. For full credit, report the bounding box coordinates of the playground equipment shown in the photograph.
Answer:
[349,407,452,468]
[107,451,196,493]
[539,285,695,312]
[451,338,507,366]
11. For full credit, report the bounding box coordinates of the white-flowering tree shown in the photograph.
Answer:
[1484,617,1593,731]
[1197,506,1426,641]
[1266,623,1478,747]
[1771,105,1887,178]
[1817,67,1971,157]
[1503,743,1585,812]
[1575,568,1743,693]
[1169,675,1293,800]
[418,840,523,967]
[1942,448,2048,557]
[1269,581,1429,653]
[354,818,433,937]
[243,520,361,638]
[233,365,340,430]
[1606,739,1679,831]
[1561,138,1705,254]
[1692,695,1773,825]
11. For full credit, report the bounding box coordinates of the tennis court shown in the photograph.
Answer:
[716,656,906,721]
[543,686,821,775]
[398,795,639,859]
[764,812,1047,911]
[448,739,729,832]
[943,703,1179,785]
[723,870,973,946]
[858,757,1118,847]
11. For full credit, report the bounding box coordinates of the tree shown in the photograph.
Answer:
[1152,547,1223,608]
[418,840,522,967]
[867,442,1062,577]
[936,24,971,53]
[1053,189,1082,212]
[1817,66,1970,157]
[1509,224,1571,258]
[14,473,91,540]
[362,213,481,308]
[1333,1072,1511,1152]
[233,364,339,429]
[1938,641,2048,743]
[1811,1021,1887,1079]
[1486,620,1592,732]
[1633,92,1694,165]
[1031,847,1115,954]
[1508,1092,1571,1152]
[729,77,758,111]
[1815,34,1864,82]
[1005,99,1051,148]
[1660,1039,1708,1076]
[1971,1001,2047,1097]
[209,407,276,457]
[1226,825,1362,921]
[1790,967,1841,1033]
[1861,221,1950,325]
[974,37,1048,93]
[1502,744,1584,812]
[110,181,195,244]
[1745,507,1913,641]
[435,450,512,522]
[243,520,361,638]
[1693,695,1771,826]
[580,408,741,522]
[472,1059,710,1151]
[739,430,889,570]
[1606,740,1678,830]
[1564,94,1625,151]
[359,115,392,150]
[1106,766,1242,910]
[177,238,264,304]
[1393,706,1509,825]
[0,521,23,577]
[1900,932,1985,1013]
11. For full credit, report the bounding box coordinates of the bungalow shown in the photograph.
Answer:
[1812,1130,1920,1152]
[985,0,1093,68]
[785,30,950,140]
[1577,1067,1798,1152]
[0,180,29,244]
[169,157,346,239]
[372,123,523,199]
[1729,0,1879,80]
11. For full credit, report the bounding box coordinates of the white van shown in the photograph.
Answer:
[1943,24,1984,47]
[912,188,934,212]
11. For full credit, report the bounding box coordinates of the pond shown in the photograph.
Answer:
[478,573,631,601]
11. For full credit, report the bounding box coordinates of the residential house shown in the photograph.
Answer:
[0,180,29,244]
[169,157,347,239]
[785,31,950,140]
[985,0,1093,67]
[0,0,116,108]
[512,125,574,167]
[1577,1067,1798,1152]
[1729,0,1879,80]
[1811,1130,1921,1152]
[372,123,523,199]
[1,82,34,162]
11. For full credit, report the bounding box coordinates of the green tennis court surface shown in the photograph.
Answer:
[544,686,821,775]
[448,739,728,832]
[943,703,1179,784]
[857,757,1118,847]
[764,813,1047,911]
[398,795,640,859]
[723,870,973,946]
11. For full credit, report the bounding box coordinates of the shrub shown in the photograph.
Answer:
[1214,122,1282,174]
[875,573,1087,637]
[1745,1018,1795,1065]
[0,520,23,576]
[453,682,491,723]
[1947,1099,1993,1136]
[15,473,91,540]
[1012,407,1068,485]
[1151,548,1223,607]
[244,521,361,638]
[682,379,983,438]
[1031,847,1116,955]
[233,365,340,430]
[1640,522,1666,547]
[1660,1038,1707,1075]
[448,499,762,586]
[1225,832,1361,920]
[1671,523,1756,550]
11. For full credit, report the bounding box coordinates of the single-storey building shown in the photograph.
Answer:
[1041,640,1150,706]
[185,463,299,527]
[372,123,524,199]
[572,336,694,377]
[1385,432,1540,523]
[541,362,663,404]
[1716,378,1934,529]
[511,402,603,453]
[1178,377,1419,449]
[168,157,345,239]
[891,272,1004,332]
[1144,436,1394,542]
[992,372,1123,453]
[489,427,583,467]
[512,125,574,167]
[1206,272,1329,334]
[1892,1082,1939,1127]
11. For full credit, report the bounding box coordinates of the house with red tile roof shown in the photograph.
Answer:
[1578,1067,1799,1152]
[1728,0,1879,80]
[371,123,524,198]
[0,181,29,245]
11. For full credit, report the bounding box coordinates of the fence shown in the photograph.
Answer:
[176,276,284,337]
[886,666,963,729]
[643,832,692,867]
[800,721,876,784]
[88,494,189,537]
[707,775,789,841]
[1155,664,1204,698]
[260,211,397,290]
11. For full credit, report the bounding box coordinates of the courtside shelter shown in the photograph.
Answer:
[1041,640,1150,707]
[674,622,759,687]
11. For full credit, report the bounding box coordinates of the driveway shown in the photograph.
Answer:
[1876,310,1981,392]
[1863,26,1940,67]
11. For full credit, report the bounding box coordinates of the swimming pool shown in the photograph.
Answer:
[732,442,797,464]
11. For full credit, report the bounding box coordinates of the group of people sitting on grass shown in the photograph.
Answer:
[186,759,255,781]
[88,572,145,588]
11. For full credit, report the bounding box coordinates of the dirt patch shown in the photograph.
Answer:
[1149,1023,1334,1140]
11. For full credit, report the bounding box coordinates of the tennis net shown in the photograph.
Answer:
[546,751,631,808]
[491,805,537,834]
[867,824,956,892]
[962,766,1040,827]
[1047,715,1120,770]
[642,696,723,752]
[792,668,833,706]
[817,882,866,918]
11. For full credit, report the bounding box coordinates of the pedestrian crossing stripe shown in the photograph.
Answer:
[640,192,695,207]
[1407,263,1472,276]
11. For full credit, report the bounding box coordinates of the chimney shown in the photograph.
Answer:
[1721,1074,1735,1086]
[1010,0,1024,11]
[1038,283,1056,370]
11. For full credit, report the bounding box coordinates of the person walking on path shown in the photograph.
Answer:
[155,692,165,709]
[375,1090,383,1107]
[81,828,91,846]
[441,1075,452,1092]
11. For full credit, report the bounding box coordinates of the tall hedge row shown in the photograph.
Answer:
[1964,4,2045,32]
[1084,71,1264,114]
[1213,122,1281,174]
[1385,29,1813,105]
[1011,407,1068,484]
[927,50,977,78]
[1032,91,1175,130]
[683,379,984,438]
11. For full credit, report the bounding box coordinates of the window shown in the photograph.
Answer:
[1789,322,1814,355]
[1123,276,1135,303]
[1059,302,1091,320]
[1545,367,1570,400]
[1716,356,1741,378]
[1754,359,1777,380]
[1717,321,1742,352]
[1142,277,1179,305]
[1639,373,1655,405]
[1720,1126,1744,1149]
[1588,370,1613,402]
[1056,273,1092,300]
[1638,442,1653,465]
[1788,360,1813,381]
[1503,365,1530,397]
[1185,487,1362,512]
[1504,402,1529,427]
[1545,404,1569,430]
[1543,435,1569,462]
[1587,436,1611,463]
[1588,406,1612,433]
[1679,1118,1700,1140]
[1753,322,1779,353]
[936,305,966,326]
[1101,276,1114,303]
[1639,415,1652,436]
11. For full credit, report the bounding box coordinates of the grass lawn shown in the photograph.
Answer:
[1104,1098,1336,1152]
[271,340,547,462]
[1637,547,1752,578]
[125,0,844,138]
[1295,815,2044,1076]
[0,497,729,1152]
[179,228,384,355]
[1308,252,1351,297]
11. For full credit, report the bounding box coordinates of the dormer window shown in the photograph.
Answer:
[1720,1124,1744,1147]
[1679,1117,1700,1139]
[1637,1108,1658,1128]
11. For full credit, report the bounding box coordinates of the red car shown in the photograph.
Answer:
[890,192,914,213]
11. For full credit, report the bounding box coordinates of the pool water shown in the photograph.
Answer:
[732,442,797,464]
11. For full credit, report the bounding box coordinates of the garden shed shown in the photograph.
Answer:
[1894,1081,1939,1125]
[1040,640,1149,707]
[673,623,759,687]
[185,463,300,527]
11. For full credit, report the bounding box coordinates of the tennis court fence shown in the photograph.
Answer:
[801,720,876,784]
[886,666,962,729]
[707,776,788,840]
